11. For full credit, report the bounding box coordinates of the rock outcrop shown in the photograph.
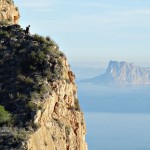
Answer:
[25,58,87,150]
[105,61,150,84]
[0,1,87,148]
[81,60,150,85]
[0,25,87,150]
[0,0,20,25]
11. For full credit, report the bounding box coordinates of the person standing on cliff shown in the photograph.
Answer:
[25,25,30,35]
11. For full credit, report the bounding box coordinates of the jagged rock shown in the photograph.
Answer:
[0,25,87,150]
[81,60,150,85]
[0,1,87,148]
[105,61,150,84]
[0,0,20,25]
[26,59,87,150]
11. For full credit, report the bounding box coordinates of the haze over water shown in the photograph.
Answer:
[75,69,150,150]
[13,0,150,149]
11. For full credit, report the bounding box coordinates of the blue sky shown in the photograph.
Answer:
[14,0,150,68]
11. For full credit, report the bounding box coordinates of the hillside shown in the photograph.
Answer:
[0,1,87,149]
[0,25,87,150]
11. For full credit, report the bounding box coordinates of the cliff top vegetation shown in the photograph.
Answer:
[0,25,66,148]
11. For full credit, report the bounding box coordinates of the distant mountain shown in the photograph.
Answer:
[80,61,150,85]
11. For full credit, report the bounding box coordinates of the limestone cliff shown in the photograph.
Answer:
[0,1,87,149]
[25,58,87,150]
[0,0,20,25]
[0,25,87,150]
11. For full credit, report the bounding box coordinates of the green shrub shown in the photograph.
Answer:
[9,127,29,141]
[0,25,65,132]
[16,92,27,100]
[27,101,37,111]
[17,74,34,85]
[0,105,12,124]
[34,34,46,44]
[0,30,9,37]
[30,92,40,101]
[29,51,45,66]
[43,69,53,80]
[46,36,51,41]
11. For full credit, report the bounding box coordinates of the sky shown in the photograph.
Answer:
[14,0,150,68]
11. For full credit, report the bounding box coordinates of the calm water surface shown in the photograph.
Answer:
[85,113,150,150]
[77,84,150,150]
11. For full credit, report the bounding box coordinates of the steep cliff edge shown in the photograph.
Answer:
[26,59,87,150]
[0,0,20,25]
[0,25,87,149]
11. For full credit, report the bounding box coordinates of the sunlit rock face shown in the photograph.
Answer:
[106,61,150,84]
[0,0,20,25]
[0,25,87,149]
[25,58,88,150]
[0,1,88,149]
[81,61,150,85]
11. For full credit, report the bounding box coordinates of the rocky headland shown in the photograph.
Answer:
[0,0,87,149]
[81,60,150,85]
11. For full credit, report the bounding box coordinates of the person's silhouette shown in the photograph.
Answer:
[25,25,30,35]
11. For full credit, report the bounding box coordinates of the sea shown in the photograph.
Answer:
[77,83,150,150]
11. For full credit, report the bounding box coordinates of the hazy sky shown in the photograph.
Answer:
[14,0,150,68]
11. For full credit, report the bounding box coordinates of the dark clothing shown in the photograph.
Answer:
[25,26,30,35]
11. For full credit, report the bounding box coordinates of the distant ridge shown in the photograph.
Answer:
[80,61,150,85]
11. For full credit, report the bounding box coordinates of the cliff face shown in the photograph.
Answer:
[0,24,87,150]
[0,0,20,25]
[0,1,87,149]
[25,58,87,150]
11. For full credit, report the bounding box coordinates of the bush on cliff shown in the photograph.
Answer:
[0,105,12,124]
[0,24,67,149]
[0,25,65,127]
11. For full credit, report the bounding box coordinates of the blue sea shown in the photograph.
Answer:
[77,83,150,150]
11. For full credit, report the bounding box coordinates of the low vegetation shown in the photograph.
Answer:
[0,25,66,148]
[0,105,12,124]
